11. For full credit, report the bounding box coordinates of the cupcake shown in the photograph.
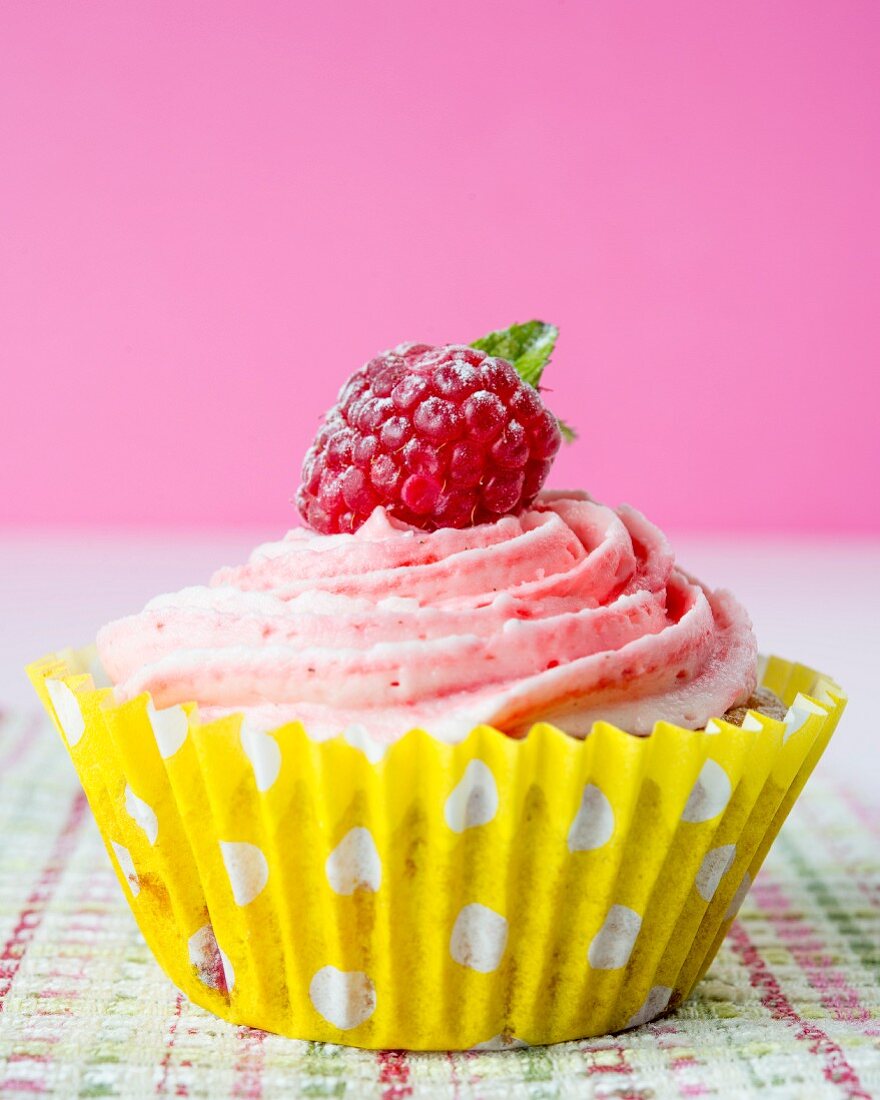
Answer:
[28,322,845,1050]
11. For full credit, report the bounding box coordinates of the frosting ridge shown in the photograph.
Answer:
[97,491,757,741]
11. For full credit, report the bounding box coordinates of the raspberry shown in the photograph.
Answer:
[296,343,562,533]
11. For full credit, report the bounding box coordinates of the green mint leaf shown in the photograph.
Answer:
[470,320,559,388]
[470,319,575,443]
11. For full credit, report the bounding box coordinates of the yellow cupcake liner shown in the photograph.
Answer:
[28,649,845,1050]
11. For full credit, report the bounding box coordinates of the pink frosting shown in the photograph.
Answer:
[97,491,757,742]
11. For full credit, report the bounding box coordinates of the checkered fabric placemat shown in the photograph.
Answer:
[0,711,877,1099]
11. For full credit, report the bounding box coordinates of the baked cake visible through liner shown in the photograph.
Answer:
[720,686,787,728]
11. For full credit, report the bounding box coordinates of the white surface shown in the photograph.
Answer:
[1,530,876,795]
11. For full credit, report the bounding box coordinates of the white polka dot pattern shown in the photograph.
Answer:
[124,785,159,845]
[147,701,188,759]
[32,646,842,1049]
[725,872,753,919]
[444,760,499,832]
[240,722,282,792]
[46,679,85,746]
[220,840,269,906]
[471,1034,529,1050]
[218,946,235,992]
[588,905,641,969]
[188,924,234,992]
[783,705,811,740]
[695,844,736,902]
[325,827,382,895]
[309,966,376,1030]
[450,903,508,973]
[681,759,732,823]
[110,841,140,897]
[567,783,615,852]
[343,723,387,763]
[783,697,827,743]
[626,985,673,1028]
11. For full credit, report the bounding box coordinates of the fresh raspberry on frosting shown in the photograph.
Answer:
[296,343,562,534]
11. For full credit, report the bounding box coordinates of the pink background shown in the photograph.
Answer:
[2,1,878,534]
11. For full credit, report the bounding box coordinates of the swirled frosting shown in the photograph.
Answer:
[97,491,757,742]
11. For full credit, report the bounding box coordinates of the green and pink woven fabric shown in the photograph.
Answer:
[0,711,877,1099]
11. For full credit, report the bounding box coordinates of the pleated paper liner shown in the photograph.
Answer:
[28,648,845,1051]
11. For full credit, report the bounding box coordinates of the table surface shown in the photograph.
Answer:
[0,532,878,1098]
[1,531,876,795]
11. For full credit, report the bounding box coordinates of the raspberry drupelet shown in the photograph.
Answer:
[296,343,563,534]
